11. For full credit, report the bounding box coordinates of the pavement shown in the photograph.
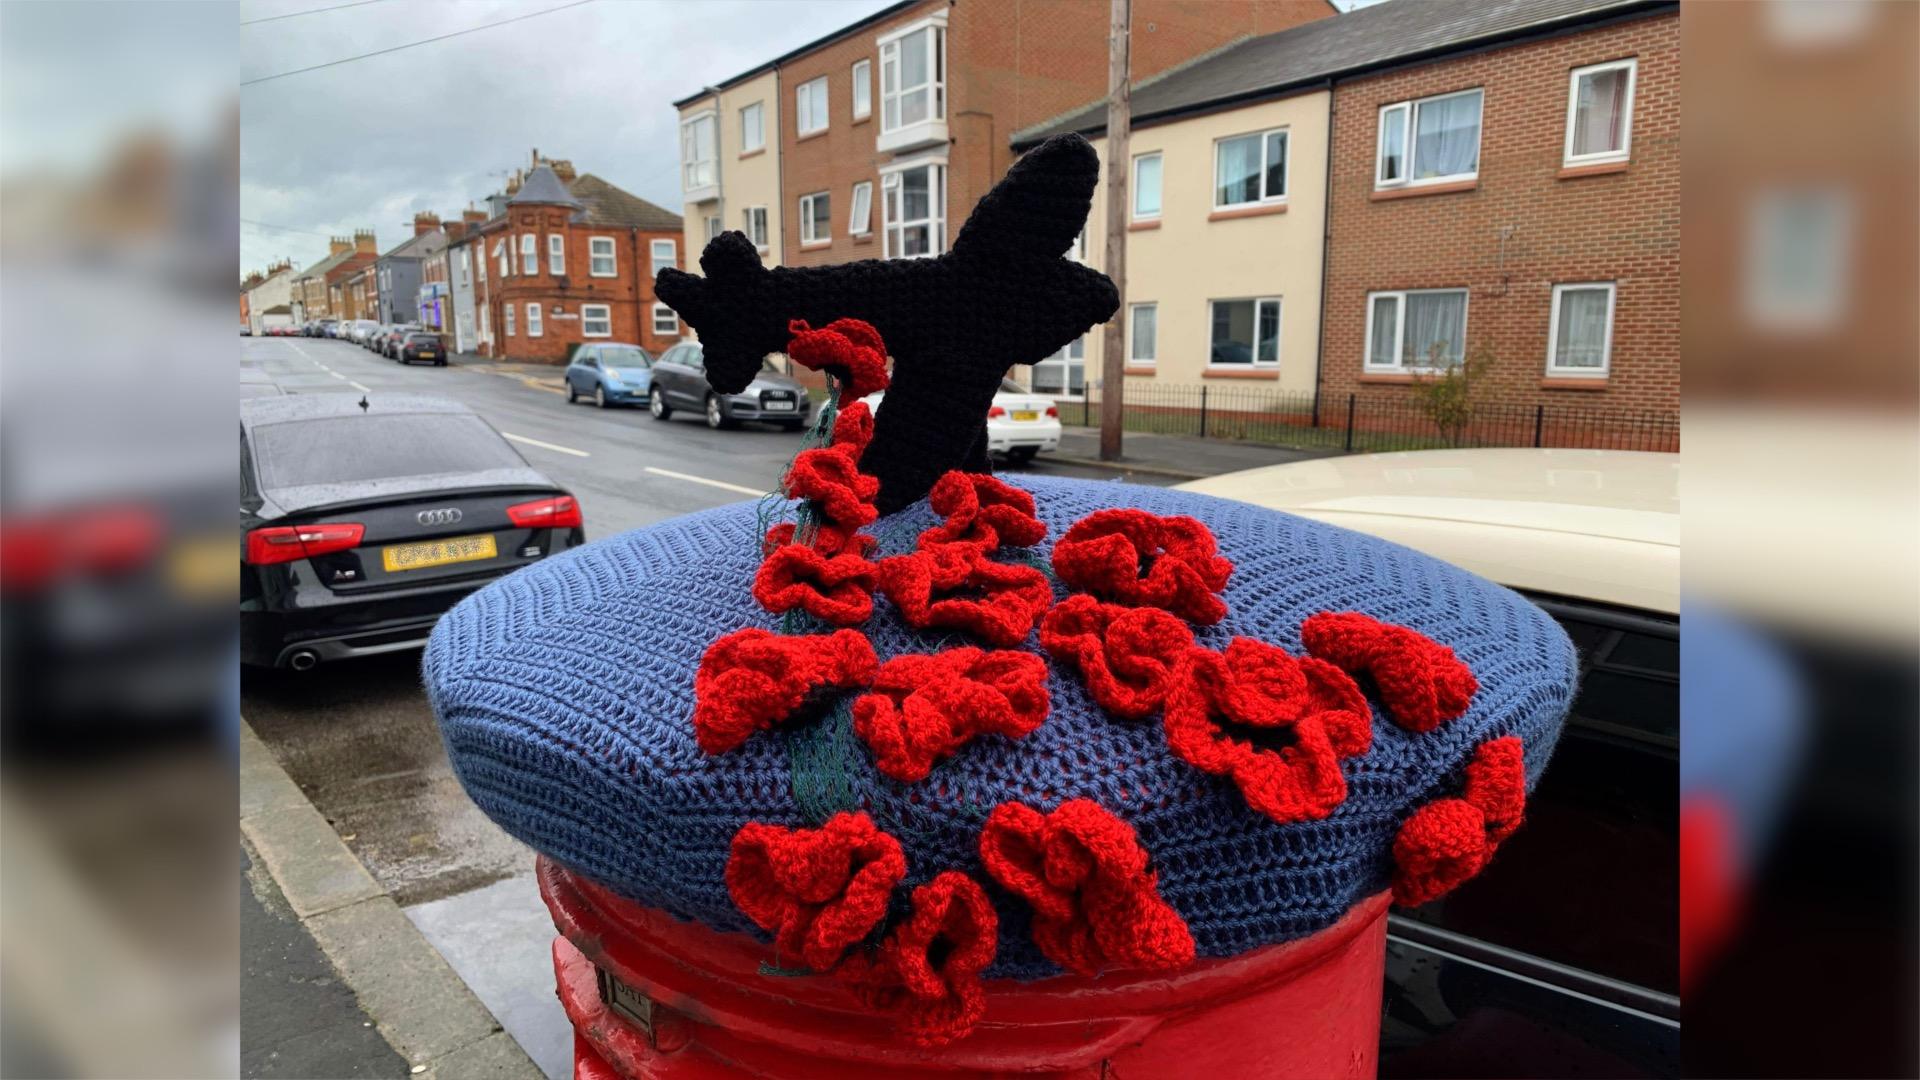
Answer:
[237,335,1328,1078]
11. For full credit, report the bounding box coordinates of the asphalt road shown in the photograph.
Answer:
[238,334,1164,1076]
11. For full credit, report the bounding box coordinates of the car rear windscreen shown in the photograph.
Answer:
[251,413,524,490]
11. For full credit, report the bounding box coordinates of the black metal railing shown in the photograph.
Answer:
[1057,383,1679,455]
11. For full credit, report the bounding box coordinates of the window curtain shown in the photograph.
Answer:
[1413,93,1481,179]
[1216,136,1260,205]
[1403,293,1466,367]
[1555,289,1610,368]
[1369,296,1399,366]
[1132,306,1156,360]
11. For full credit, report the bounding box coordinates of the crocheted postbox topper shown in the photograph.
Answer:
[426,134,1578,1048]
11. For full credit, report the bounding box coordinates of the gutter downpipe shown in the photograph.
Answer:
[1313,81,1334,429]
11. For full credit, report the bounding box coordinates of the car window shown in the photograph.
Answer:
[602,345,651,369]
[405,333,442,344]
[250,414,523,490]
[1395,598,1678,995]
[685,344,705,371]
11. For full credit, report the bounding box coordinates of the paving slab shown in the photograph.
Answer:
[242,803,385,918]
[420,1030,547,1080]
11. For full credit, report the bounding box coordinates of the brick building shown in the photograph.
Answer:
[291,229,378,321]
[475,154,685,364]
[1319,1,1679,416]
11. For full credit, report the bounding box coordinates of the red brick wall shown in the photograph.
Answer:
[1321,10,1679,417]
[778,0,1332,268]
[483,205,683,363]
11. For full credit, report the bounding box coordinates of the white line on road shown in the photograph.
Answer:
[330,371,346,379]
[349,381,372,392]
[503,432,591,458]
[643,466,764,497]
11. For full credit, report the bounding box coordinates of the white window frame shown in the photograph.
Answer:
[739,101,765,153]
[851,59,872,120]
[520,233,537,274]
[581,303,613,338]
[880,158,946,259]
[1363,288,1472,373]
[742,206,769,251]
[1132,151,1163,221]
[1129,302,1157,366]
[479,303,490,342]
[588,236,616,277]
[799,191,831,246]
[494,239,507,277]
[651,303,679,335]
[548,234,565,275]
[681,110,717,192]
[849,181,873,236]
[1212,128,1288,210]
[1031,336,1086,396]
[878,16,946,136]
[650,239,676,278]
[504,303,515,337]
[1563,58,1637,167]
[796,77,829,136]
[458,249,470,285]
[525,302,543,338]
[1545,282,1616,378]
[1207,297,1283,369]
[1374,88,1484,190]
[704,215,722,242]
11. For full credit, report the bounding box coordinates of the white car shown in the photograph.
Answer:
[859,378,1062,463]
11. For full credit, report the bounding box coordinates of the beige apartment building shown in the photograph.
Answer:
[676,66,784,272]
[1039,91,1331,398]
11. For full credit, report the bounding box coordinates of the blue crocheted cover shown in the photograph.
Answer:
[425,475,1576,979]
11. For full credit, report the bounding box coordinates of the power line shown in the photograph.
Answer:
[241,218,331,236]
[240,0,595,87]
[240,0,390,27]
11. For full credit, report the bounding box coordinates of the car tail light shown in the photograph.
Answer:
[987,406,1006,419]
[246,522,365,565]
[507,495,582,530]
[1046,405,1059,418]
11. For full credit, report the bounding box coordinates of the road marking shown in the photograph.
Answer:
[330,371,346,379]
[521,377,566,396]
[503,432,591,457]
[644,466,764,497]
[349,381,371,392]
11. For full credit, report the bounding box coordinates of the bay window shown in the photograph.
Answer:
[548,234,564,275]
[882,162,945,258]
[796,77,829,136]
[1564,59,1636,165]
[1546,283,1615,377]
[681,112,717,192]
[878,17,945,150]
[589,236,616,277]
[1365,289,1469,371]
[505,303,515,337]
[1376,89,1482,189]
[1214,129,1287,208]
[1209,298,1282,367]
[520,233,537,274]
[494,240,507,277]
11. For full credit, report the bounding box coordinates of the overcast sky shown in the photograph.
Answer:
[239,0,894,274]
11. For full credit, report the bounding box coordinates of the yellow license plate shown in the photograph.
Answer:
[1011,410,1039,422]
[382,533,496,572]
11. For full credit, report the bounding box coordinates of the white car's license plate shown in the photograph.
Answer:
[765,400,796,411]
[1011,410,1039,422]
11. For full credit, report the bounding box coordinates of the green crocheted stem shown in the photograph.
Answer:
[787,701,864,827]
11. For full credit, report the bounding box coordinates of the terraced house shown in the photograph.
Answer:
[290,229,378,322]
[1015,0,1678,430]
[471,153,685,364]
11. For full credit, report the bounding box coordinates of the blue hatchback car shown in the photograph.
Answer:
[565,344,655,408]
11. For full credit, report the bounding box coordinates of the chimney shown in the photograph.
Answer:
[549,158,576,183]
[354,228,377,254]
[444,220,467,242]
[412,211,441,237]
[329,235,351,255]
[505,170,523,196]
[462,205,487,226]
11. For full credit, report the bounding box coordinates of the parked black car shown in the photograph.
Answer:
[648,342,811,430]
[240,394,584,669]
[399,331,448,366]
[381,323,422,358]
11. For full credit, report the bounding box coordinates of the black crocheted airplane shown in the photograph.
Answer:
[654,134,1119,514]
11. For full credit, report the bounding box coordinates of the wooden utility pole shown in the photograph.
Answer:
[1098,0,1131,462]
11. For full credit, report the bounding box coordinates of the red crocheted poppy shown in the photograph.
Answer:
[1162,638,1371,824]
[978,799,1194,977]
[692,628,878,754]
[1039,595,1194,721]
[875,544,1054,648]
[918,471,1047,552]
[785,448,881,532]
[851,648,1050,782]
[831,400,876,461]
[1392,736,1526,906]
[836,871,999,1047]
[1300,611,1478,733]
[786,318,890,399]
[752,544,877,627]
[726,811,907,972]
[762,521,876,560]
[1050,509,1234,625]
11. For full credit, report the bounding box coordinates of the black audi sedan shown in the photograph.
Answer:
[240,394,584,669]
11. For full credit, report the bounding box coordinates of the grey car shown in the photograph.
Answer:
[647,342,811,431]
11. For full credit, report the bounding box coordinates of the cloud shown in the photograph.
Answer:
[239,0,894,271]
